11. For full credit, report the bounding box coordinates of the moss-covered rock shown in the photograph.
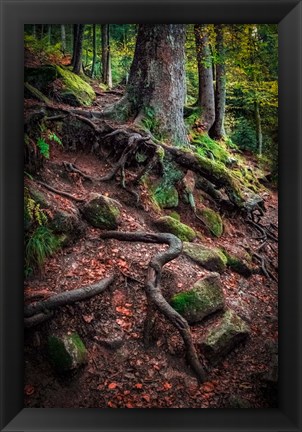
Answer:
[169,211,181,221]
[49,209,85,244]
[81,193,121,229]
[200,309,250,362]
[170,273,225,324]
[199,207,223,237]
[154,216,196,242]
[48,332,88,372]
[24,82,52,105]
[221,247,253,277]
[183,242,227,273]
[25,65,95,106]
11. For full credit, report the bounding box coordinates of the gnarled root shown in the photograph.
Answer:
[99,231,206,382]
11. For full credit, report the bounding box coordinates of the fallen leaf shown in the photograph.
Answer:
[108,382,118,390]
[24,384,35,396]
[135,383,143,389]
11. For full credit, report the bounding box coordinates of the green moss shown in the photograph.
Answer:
[82,194,120,229]
[48,335,73,371]
[154,216,196,242]
[192,133,230,163]
[56,66,95,106]
[152,184,179,209]
[170,274,225,323]
[48,332,87,372]
[200,207,223,237]
[221,248,252,277]
[183,242,227,273]
[169,211,181,221]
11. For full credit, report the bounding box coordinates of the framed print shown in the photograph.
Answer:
[1,0,301,431]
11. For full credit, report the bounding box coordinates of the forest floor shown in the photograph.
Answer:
[24,57,278,408]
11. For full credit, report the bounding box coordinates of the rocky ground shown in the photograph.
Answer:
[24,138,278,408]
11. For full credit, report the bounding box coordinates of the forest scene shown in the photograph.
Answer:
[24,24,278,408]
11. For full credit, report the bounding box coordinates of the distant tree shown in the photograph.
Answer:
[91,24,97,78]
[73,24,84,75]
[102,24,112,87]
[61,25,66,54]
[209,24,226,140]
[105,24,188,146]
[194,24,215,132]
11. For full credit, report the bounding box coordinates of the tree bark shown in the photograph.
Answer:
[209,24,226,140]
[71,24,78,66]
[104,24,188,147]
[194,24,215,132]
[91,24,97,78]
[73,24,85,75]
[101,25,112,87]
[61,24,66,54]
[48,24,51,45]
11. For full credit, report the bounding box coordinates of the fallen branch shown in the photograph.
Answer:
[24,311,54,328]
[99,231,206,382]
[24,275,115,318]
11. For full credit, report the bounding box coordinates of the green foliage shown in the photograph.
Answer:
[25,226,60,275]
[37,137,50,159]
[24,187,48,228]
[48,132,62,145]
[229,117,257,152]
[141,106,163,141]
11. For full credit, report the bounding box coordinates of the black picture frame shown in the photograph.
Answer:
[1,0,301,431]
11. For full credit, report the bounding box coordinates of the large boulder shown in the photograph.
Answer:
[170,273,225,324]
[81,193,121,229]
[154,216,196,242]
[199,309,250,362]
[25,65,96,106]
[183,242,227,273]
[48,332,88,372]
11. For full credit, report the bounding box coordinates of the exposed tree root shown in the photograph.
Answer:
[24,311,54,328]
[99,231,206,382]
[24,275,115,319]
[63,161,94,182]
[37,180,85,203]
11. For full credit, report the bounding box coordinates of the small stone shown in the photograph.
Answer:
[154,216,196,242]
[198,207,224,237]
[48,332,88,372]
[200,309,250,363]
[81,193,121,229]
[183,242,227,273]
[170,273,225,324]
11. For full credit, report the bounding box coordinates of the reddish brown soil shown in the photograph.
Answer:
[24,141,278,408]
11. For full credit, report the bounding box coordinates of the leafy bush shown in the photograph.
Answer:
[230,117,257,152]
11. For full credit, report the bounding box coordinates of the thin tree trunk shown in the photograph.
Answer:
[91,24,97,77]
[73,24,84,75]
[194,24,215,132]
[33,25,36,38]
[71,24,79,67]
[48,25,51,45]
[61,24,66,54]
[41,24,44,39]
[255,100,263,156]
[102,24,112,88]
[209,24,226,140]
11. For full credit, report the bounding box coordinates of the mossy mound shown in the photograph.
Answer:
[170,273,225,324]
[154,216,196,242]
[49,209,85,244]
[82,193,121,229]
[48,332,88,372]
[183,242,227,273]
[221,247,253,277]
[200,309,250,362]
[25,65,95,106]
[152,184,179,209]
[199,207,223,237]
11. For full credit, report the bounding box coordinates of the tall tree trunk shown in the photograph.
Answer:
[48,25,51,45]
[40,24,44,39]
[73,24,84,75]
[61,24,66,54]
[101,25,112,88]
[33,24,36,38]
[91,24,97,78]
[71,24,79,67]
[209,24,226,140]
[255,100,263,156]
[194,24,215,133]
[104,24,188,147]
